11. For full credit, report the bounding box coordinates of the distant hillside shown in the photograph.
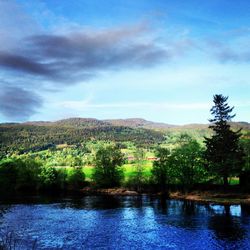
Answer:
[104,118,176,129]
[0,119,165,155]
[0,117,249,156]
[24,117,177,129]
[23,118,109,127]
[19,118,250,131]
[178,122,250,130]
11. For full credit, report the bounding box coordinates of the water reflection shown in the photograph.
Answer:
[209,205,246,241]
[241,204,250,217]
[156,196,168,214]
[0,206,10,219]
[0,196,250,249]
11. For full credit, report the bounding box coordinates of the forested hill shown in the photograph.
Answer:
[23,118,109,128]
[4,117,249,130]
[0,117,249,156]
[21,117,176,129]
[104,118,176,129]
[0,118,166,155]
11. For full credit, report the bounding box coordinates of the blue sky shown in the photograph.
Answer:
[0,0,250,124]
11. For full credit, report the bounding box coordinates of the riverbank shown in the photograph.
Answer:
[80,187,139,196]
[2,187,250,205]
[80,187,250,205]
[169,191,250,205]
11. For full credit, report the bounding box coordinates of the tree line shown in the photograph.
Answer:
[0,124,164,157]
[0,94,249,194]
[91,95,247,189]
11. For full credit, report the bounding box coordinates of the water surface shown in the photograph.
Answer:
[1,195,250,249]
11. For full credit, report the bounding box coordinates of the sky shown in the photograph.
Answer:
[0,0,250,125]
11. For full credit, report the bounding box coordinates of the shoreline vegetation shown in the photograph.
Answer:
[1,95,250,206]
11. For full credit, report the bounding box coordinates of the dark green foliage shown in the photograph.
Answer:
[128,148,146,192]
[204,95,244,186]
[151,147,171,191]
[0,123,165,155]
[239,134,250,190]
[67,167,85,189]
[0,159,19,193]
[0,157,85,194]
[55,168,68,190]
[170,140,205,187]
[15,158,42,191]
[240,133,250,171]
[0,158,43,192]
[92,144,124,188]
[38,166,58,189]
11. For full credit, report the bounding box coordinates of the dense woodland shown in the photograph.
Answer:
[0,95,250,195]
[0,124,165,157]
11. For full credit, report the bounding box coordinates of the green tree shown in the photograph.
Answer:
[38,166,58,189]
[16,158,42,191]
[0,158,19,193]
[130,148,146,192]
[67,167,85,189]
[92,144,124,188]
[204,94,244,186]
[170,140,205,188]
[240,133,250,171]
[239,134,250,189]
[151,147,171,192]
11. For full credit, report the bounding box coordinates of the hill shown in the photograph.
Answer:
[104,118,176,129]
[23,117,177,129]
[0,117,249,157]
[0,119,165,156]
[17,118,250,131]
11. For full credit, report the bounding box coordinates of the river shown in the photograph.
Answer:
[0,195,250,249]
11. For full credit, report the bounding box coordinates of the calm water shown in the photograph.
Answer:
[1,195,250,249]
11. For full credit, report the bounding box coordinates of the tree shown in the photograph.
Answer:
[240,133,250,171]
[16,157,42,191]
[151,147,171,192]
[132,148,146,192]
[38,166,58,190]
[170,140,205,188]
[126,148,147,192]
[67,167,85,189]
[204,94,244,186]
[239,134,250,189]
[0,158,19,193]
[92,144,124,188]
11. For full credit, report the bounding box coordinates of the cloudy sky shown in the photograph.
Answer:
[0,0,250,124]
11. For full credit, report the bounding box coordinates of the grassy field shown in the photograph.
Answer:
[122,162,153,179]
[56,163,240,185]
[82,161,153,180]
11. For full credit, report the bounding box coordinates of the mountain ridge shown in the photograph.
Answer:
[1,117,249,130]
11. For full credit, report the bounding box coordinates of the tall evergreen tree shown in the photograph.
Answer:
[204,94,244,186]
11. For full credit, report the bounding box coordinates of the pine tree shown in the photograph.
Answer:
[204,94,244,187]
